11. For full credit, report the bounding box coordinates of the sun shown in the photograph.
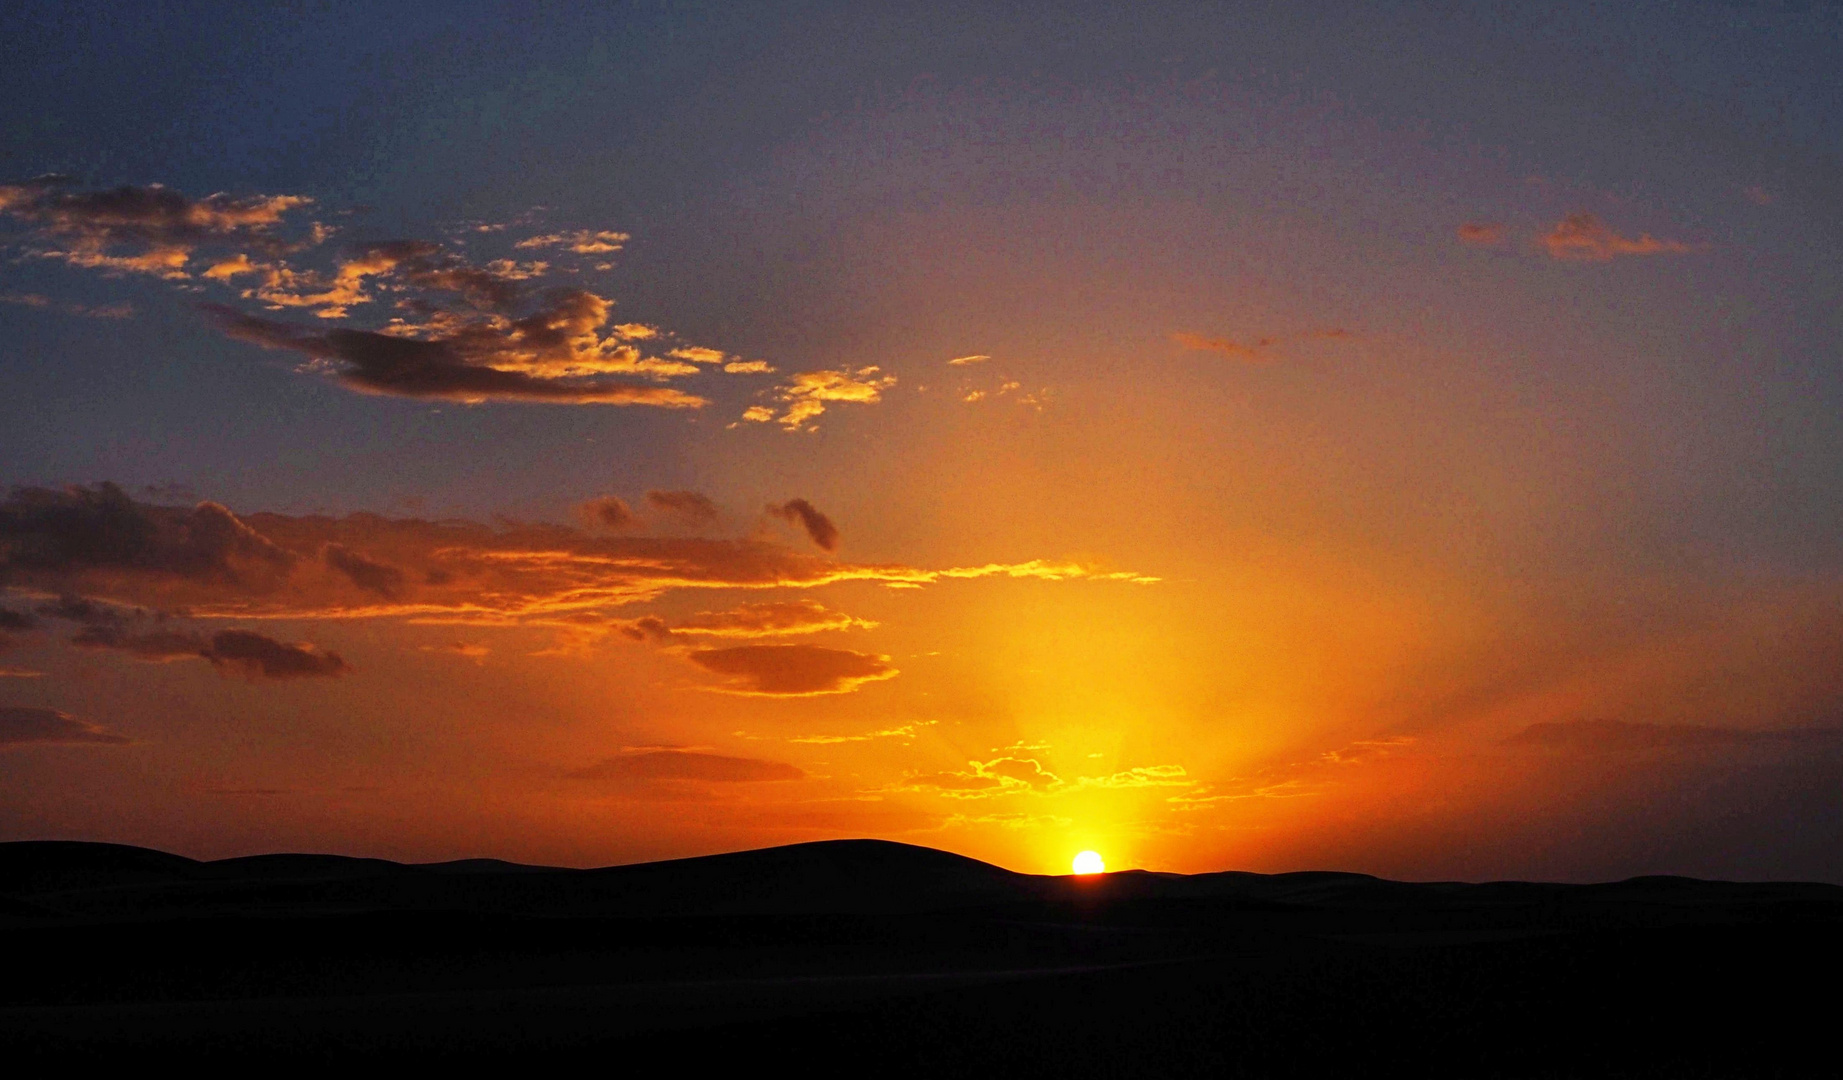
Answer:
[1072,850,1105,875]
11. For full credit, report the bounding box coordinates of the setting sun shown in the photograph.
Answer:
[1072,851,1106,875]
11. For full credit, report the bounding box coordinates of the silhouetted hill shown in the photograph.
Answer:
[8,838,1837,923]
[3,838,1839,1074]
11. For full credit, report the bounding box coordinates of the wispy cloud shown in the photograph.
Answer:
[620,599,875,643]
[0,705,129,747]
[685,644,898,696]
[1,292,134,319]
[1456,222,1507,247]
[946,354,990,366]
[1172,328,1353,361]
[1538,213,1698,261]
[567,748,804,783]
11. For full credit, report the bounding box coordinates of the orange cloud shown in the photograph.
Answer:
[686,644,898,695]
[1538,213,1698,261]
[758,368,897,431]
[1456,222,1506,246]
[0,485,1151,653]
[904,755,1061,798]
[3,178,777,408]
[513,229,629,254]
[947,354,990,366]
[621,599,875,643]
[0,177,312,279]
[1171,330,1272,360]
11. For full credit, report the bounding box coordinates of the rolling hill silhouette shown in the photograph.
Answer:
[3,839,1838,1075]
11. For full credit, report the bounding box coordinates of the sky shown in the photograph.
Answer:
[2,1,1841,880]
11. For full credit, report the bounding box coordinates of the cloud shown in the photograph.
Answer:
[1074,764,1190,788]
[1,292,134,319]
[0,481,295,583]
[2,178,781,409]
[1171,331,1276,360]
[0,667,45,678]
[905,755,1062,798]
[576,496,640,533]
[60,612,347,680]
[947,354,990,366]
[567,748,804,783]
[514,230,629,254]
[759,368,897,431]
[1320,736,1416,765]
[645,489,719,528]
[0,705,128,747]
[206,302,709,407]
[1538,213,1698,261]
[621,599,875,643]
[1743,185,1774,206]
[71,624,207,661]
[686,644,897,695]
[322,542,407,598]
[1456,222,1507,246]
[0,606,38,631]
[203,629,348,679]
[767,498,840,552]
[789,722,927,744]
[420,640,489,661]
[0,177,312,278]
[2,484,1150,628]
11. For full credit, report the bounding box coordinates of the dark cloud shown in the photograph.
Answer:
[72,624,206,661]
[576,496,639,532]
[203,629,348,680]
[346,240,524,310]
[645,489,719,528]
[322,543,407,598]
[2,483,1141,628]
[205,303,707,407]
[0,482,294,585]
[768,498,840,552]
[686,644,897,695]
[0,606,38,631]
[0,706,128,747]
[567,749,804,783]
[60,615,346,679]
[35,595,135,627]
[0,177,311,277]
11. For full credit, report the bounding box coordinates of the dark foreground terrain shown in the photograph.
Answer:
[1,839,1837,1076]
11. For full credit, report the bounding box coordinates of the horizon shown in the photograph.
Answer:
[4,2,1843,884]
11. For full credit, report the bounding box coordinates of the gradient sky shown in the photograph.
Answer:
[3,1,1841,880]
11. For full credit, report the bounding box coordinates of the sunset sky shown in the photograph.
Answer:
[3,2,1841,880]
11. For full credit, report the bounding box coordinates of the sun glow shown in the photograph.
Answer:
[1072,850,1105,875]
